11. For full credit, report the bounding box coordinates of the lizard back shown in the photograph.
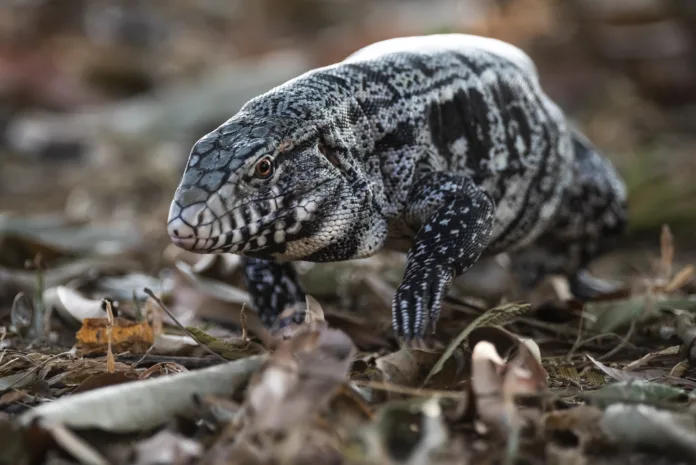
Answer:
[329,34,574,252]
[169,34,576,261]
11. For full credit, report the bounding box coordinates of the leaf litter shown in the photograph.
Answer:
[4,1,696,462]
[0,215,695,465]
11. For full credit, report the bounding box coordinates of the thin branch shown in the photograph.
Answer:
[143,288,227,363]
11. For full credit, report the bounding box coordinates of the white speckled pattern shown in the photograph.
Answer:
[167,34,628,341]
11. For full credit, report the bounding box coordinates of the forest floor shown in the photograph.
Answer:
[3,1,696,464]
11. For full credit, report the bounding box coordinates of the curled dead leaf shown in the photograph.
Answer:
[543,405,610,451]
[375,348,465,392]
[76,317,154,355]
[468,326,542,365]
[304,294,325,323]
[151,333,198,355]
[44,286,105,324]
[586,354,664,383]
[10,292,33,335]
[470,338,547,435]
[424,301,531,385]
[244,325,356,434]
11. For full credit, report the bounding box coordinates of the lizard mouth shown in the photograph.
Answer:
[168,178,338,254]
[168,200,317,254]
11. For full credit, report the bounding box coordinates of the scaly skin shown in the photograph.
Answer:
[166,34,628,343]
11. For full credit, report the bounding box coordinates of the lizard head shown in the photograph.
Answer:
[167,113,375,261]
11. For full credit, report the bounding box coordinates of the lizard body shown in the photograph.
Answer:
[167,34,628,341]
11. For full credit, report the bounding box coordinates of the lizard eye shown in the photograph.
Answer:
[254,157,274,179]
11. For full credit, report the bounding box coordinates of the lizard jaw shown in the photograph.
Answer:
[168,177,339,256]
[167,199,318,256]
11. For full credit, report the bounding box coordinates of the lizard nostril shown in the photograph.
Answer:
[170,229,195,239]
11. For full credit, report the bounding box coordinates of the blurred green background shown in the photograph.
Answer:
[1,0,696,250]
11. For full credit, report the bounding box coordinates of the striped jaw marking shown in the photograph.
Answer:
[167,184,322,256]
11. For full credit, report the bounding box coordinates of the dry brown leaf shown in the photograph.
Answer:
[76,317,154,355]
[0,370,39,391]
[244,325,356,434]
[374,348,465,391]
[0,390,29,406]
[72,372,138,394]
[471,339,547,435]
[105,300,115,373]
[376,348,437,388]
[56,359,133,386]
[468,326,542,364]
[304,294,325,323]
[151,333,199,355]
[142,297,164,337]
[543,405,610,450]
[425,301,531,385]
[470,341,509,432]
[586,354,664,382]
[329,384,374,427]
[505,337,548,393]
[624,345,680,371]
[549,275,574,302]
[665,265,695,293]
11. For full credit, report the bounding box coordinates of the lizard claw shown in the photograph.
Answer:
[392,264,452,341]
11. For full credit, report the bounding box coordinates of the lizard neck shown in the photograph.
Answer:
[234,77,389,262]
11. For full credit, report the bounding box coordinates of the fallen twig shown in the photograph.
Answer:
[143,288,227,363]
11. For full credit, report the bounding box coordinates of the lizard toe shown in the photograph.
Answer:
[392,265,451,341]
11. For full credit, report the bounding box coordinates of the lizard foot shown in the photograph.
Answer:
[243,257,306,328]
[393,172,494,341]
[392,264,453,341]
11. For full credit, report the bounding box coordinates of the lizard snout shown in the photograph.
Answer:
[167,186,210,251]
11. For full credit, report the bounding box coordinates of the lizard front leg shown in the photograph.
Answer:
[242,257,307,327]
[394,173,495,342]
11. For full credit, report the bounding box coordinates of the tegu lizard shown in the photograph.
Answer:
[167,34,628,343]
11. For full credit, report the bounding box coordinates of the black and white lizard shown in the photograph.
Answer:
[167,34,628,343]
